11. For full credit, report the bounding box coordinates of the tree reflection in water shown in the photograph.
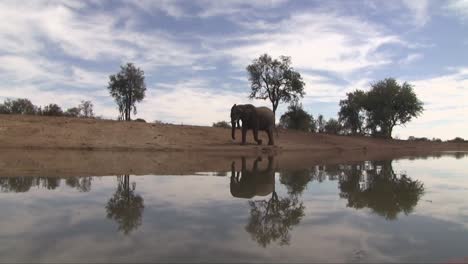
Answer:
[231,156,305,247]
[106,175,144,235]
[338,160,425,220]
[0,176,93,192]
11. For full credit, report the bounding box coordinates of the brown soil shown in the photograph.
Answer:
[0,114,466,176]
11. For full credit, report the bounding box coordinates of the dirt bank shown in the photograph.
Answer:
[1,114,466,153]
[0,114,467,177]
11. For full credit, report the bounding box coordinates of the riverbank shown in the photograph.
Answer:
[0,114,467,176]
[1,114,466,153]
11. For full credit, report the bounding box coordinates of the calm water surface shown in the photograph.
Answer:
[1,153,468,263]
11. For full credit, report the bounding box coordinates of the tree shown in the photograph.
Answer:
[42,104,63,116]
[212,121,231,128]
[363,78,423,138]
[279,102,316,132]
[106,175,144,235]
[108,63,146,121]
[78,100,94,118]
[246,192,304,247]
[64,107,80,117]
[246,54,305,115]
[324,118,343,135]
[0,98,37,115]
[339,161,424,220]
[338,90,366,135]
[317,114,325,133]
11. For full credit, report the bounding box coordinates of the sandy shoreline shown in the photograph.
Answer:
[0,114,467,176]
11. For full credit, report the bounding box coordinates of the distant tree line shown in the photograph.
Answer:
[0,98,95,118]
[275,77,425,139]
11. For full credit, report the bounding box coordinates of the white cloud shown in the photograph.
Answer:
[401,0,430,26]
[394,68,468,140]
[399,53,424,65]
[0,1,200,65]
[446,0,468,20]
[213,12,404,77]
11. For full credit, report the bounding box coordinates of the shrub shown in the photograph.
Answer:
[212,121,231,128]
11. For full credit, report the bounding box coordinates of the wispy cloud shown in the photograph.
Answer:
[399,53,424,65]
[446,0,468,21]
[210,12,406,77]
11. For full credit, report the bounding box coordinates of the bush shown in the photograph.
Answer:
[134,118,146,123]
[448,137,465,143]
[279,103,316,132]
[42,104,63,116]
[212,121,231,128]
[64,107,80,117]
[0,98,38,115]
[407,136,429,142]
[324,118,343,135]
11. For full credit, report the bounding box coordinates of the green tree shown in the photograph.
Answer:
[317,114,325,133]
[338,90,366,135]
[108,63,146,121]
[246,192,304,247]
[42,104,63,116]
[0,98,37,115]
[106,175,144,235]
[64,107,80,117]
[324,118,342,135]
[212,121,231,128]
[246,54,305,115]
[363,78,423,138]
[78,100,94,118]
[339,161,424,220]
[279,169,314,197]
[279,102,316,132]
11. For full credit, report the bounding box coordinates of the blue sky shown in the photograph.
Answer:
[0,0,467,140]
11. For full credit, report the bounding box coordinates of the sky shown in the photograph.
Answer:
[0,0,467,140]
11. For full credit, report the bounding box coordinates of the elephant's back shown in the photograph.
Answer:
[256,107,274,119]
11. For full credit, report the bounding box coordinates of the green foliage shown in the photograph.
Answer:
[0,98,37,115]
[338,161,424,220]
[78,100,94,118]
[64,107,80,117]
[448,137,466,143]
[279,169,313,196]
[106,175,144,235]
[338,90,366,135]
[212,120,231,128]
[246,192,304,247]
[324,118,343,135]
[246,54,305,114]
[279,102,316,132]
[42,104,63,116]
[317,114,325,133]
[338,78,424,138]
[108,63,146,121]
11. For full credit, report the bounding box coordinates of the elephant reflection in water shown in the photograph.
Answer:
[338,160,425,220]
[106,175,144,235]
[230,156,305,247]
[230,156,275,199]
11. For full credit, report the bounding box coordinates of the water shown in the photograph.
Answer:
[0,153,468,262]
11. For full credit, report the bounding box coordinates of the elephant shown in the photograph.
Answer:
[230,156,275,199]
[231,104,275,145]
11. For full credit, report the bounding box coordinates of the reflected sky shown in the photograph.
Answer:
[0,153,468,262]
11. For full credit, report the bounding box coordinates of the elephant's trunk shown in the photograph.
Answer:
[231,119,237,140]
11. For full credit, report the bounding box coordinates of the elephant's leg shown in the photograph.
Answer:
[241,157,247,177]
[241,127,247,145]
[253,128,262,145]
[267,127,274,145]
